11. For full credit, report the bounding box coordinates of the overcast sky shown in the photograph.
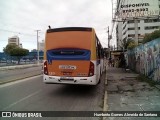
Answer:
[0,0,114,52]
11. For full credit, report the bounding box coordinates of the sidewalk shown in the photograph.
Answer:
[104,67,160,120]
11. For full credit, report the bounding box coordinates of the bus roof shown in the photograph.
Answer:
[47,27,93,33]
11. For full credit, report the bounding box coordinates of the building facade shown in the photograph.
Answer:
[116,0,160,50]
[8,35,22,48]
[39,40,44,51]
[31,40,44,52]
[8,36,19,46]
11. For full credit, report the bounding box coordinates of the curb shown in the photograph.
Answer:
[103,72,108,120]
[103,92,108,111]
[103,91,108,120]
[0,74,42,85]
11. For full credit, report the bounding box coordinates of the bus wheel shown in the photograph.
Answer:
[98,73,101,84]
[98,79,101,84]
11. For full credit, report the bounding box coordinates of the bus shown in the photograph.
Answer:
[43,27,105,85]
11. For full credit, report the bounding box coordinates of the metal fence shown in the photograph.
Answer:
[0,51,44,67]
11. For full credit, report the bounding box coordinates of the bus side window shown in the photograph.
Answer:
[96,37,101,59]
[98,45,101,59]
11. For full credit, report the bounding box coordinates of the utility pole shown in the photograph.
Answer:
[35,30,40,65]
[107,26,110,58]
[134,18,139,45]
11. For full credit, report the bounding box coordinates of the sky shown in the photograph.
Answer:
[0,0,115,52]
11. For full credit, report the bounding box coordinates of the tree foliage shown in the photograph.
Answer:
[3,44,29,64]
[120,39,130,50]
[120,38,137,50]
[127,40,137,49]
[3,44,17,55]
[142,29,160,44]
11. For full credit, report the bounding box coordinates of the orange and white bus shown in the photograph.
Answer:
[43,27,105,85]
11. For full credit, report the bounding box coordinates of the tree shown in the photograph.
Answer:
[120,38,137,50]
[120,39,128,50]
[127,40,137,50]
[3,44,29,64]
[3,44,17,55]
[142,29,160,44]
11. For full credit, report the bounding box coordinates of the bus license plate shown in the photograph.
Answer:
[59,65,76,70]
[60,77,74,81]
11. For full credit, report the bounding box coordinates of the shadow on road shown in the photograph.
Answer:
[53,85,98,96]
[49,84,99,97]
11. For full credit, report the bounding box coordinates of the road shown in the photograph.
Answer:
[0,73,105,120]
[0,66,42,84]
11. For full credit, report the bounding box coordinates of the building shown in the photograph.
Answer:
[8,36,20,46]
[39,40,44,51]
[116,22,123,50]
[31,40,44,52]
[8,35,23,48]
[116,0,160,50]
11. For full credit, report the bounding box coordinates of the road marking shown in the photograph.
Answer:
[103,91,108,120]
[103,91,108,111]
[2,90,41,110]
[0,75,42,88]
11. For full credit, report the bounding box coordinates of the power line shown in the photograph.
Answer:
[0,28,36,36]
[0,21,35,31]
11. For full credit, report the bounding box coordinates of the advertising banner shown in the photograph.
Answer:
[118,0,159,19]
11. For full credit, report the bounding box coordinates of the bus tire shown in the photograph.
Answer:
[98,79,101,84]
[98,72,101,84]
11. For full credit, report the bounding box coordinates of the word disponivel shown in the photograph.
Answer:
[121,3,150,8]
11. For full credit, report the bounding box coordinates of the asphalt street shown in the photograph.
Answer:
[0,73,105,120]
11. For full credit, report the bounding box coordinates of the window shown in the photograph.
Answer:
[128,27,140,30]
[144,19,160,23]
[96,35,101,59]
[145,26,160,30]
[128,28,134,30]
[128,20,140,24]
[128,20,134,23]
[128,34,135,37]
[128,34,141,38]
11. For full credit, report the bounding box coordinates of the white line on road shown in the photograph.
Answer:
[2,90,42,110]
[103,91,108,111]
[103,91,108,120]
[0,75,42,89]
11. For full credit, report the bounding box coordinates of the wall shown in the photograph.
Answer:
[128,38,160,82]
